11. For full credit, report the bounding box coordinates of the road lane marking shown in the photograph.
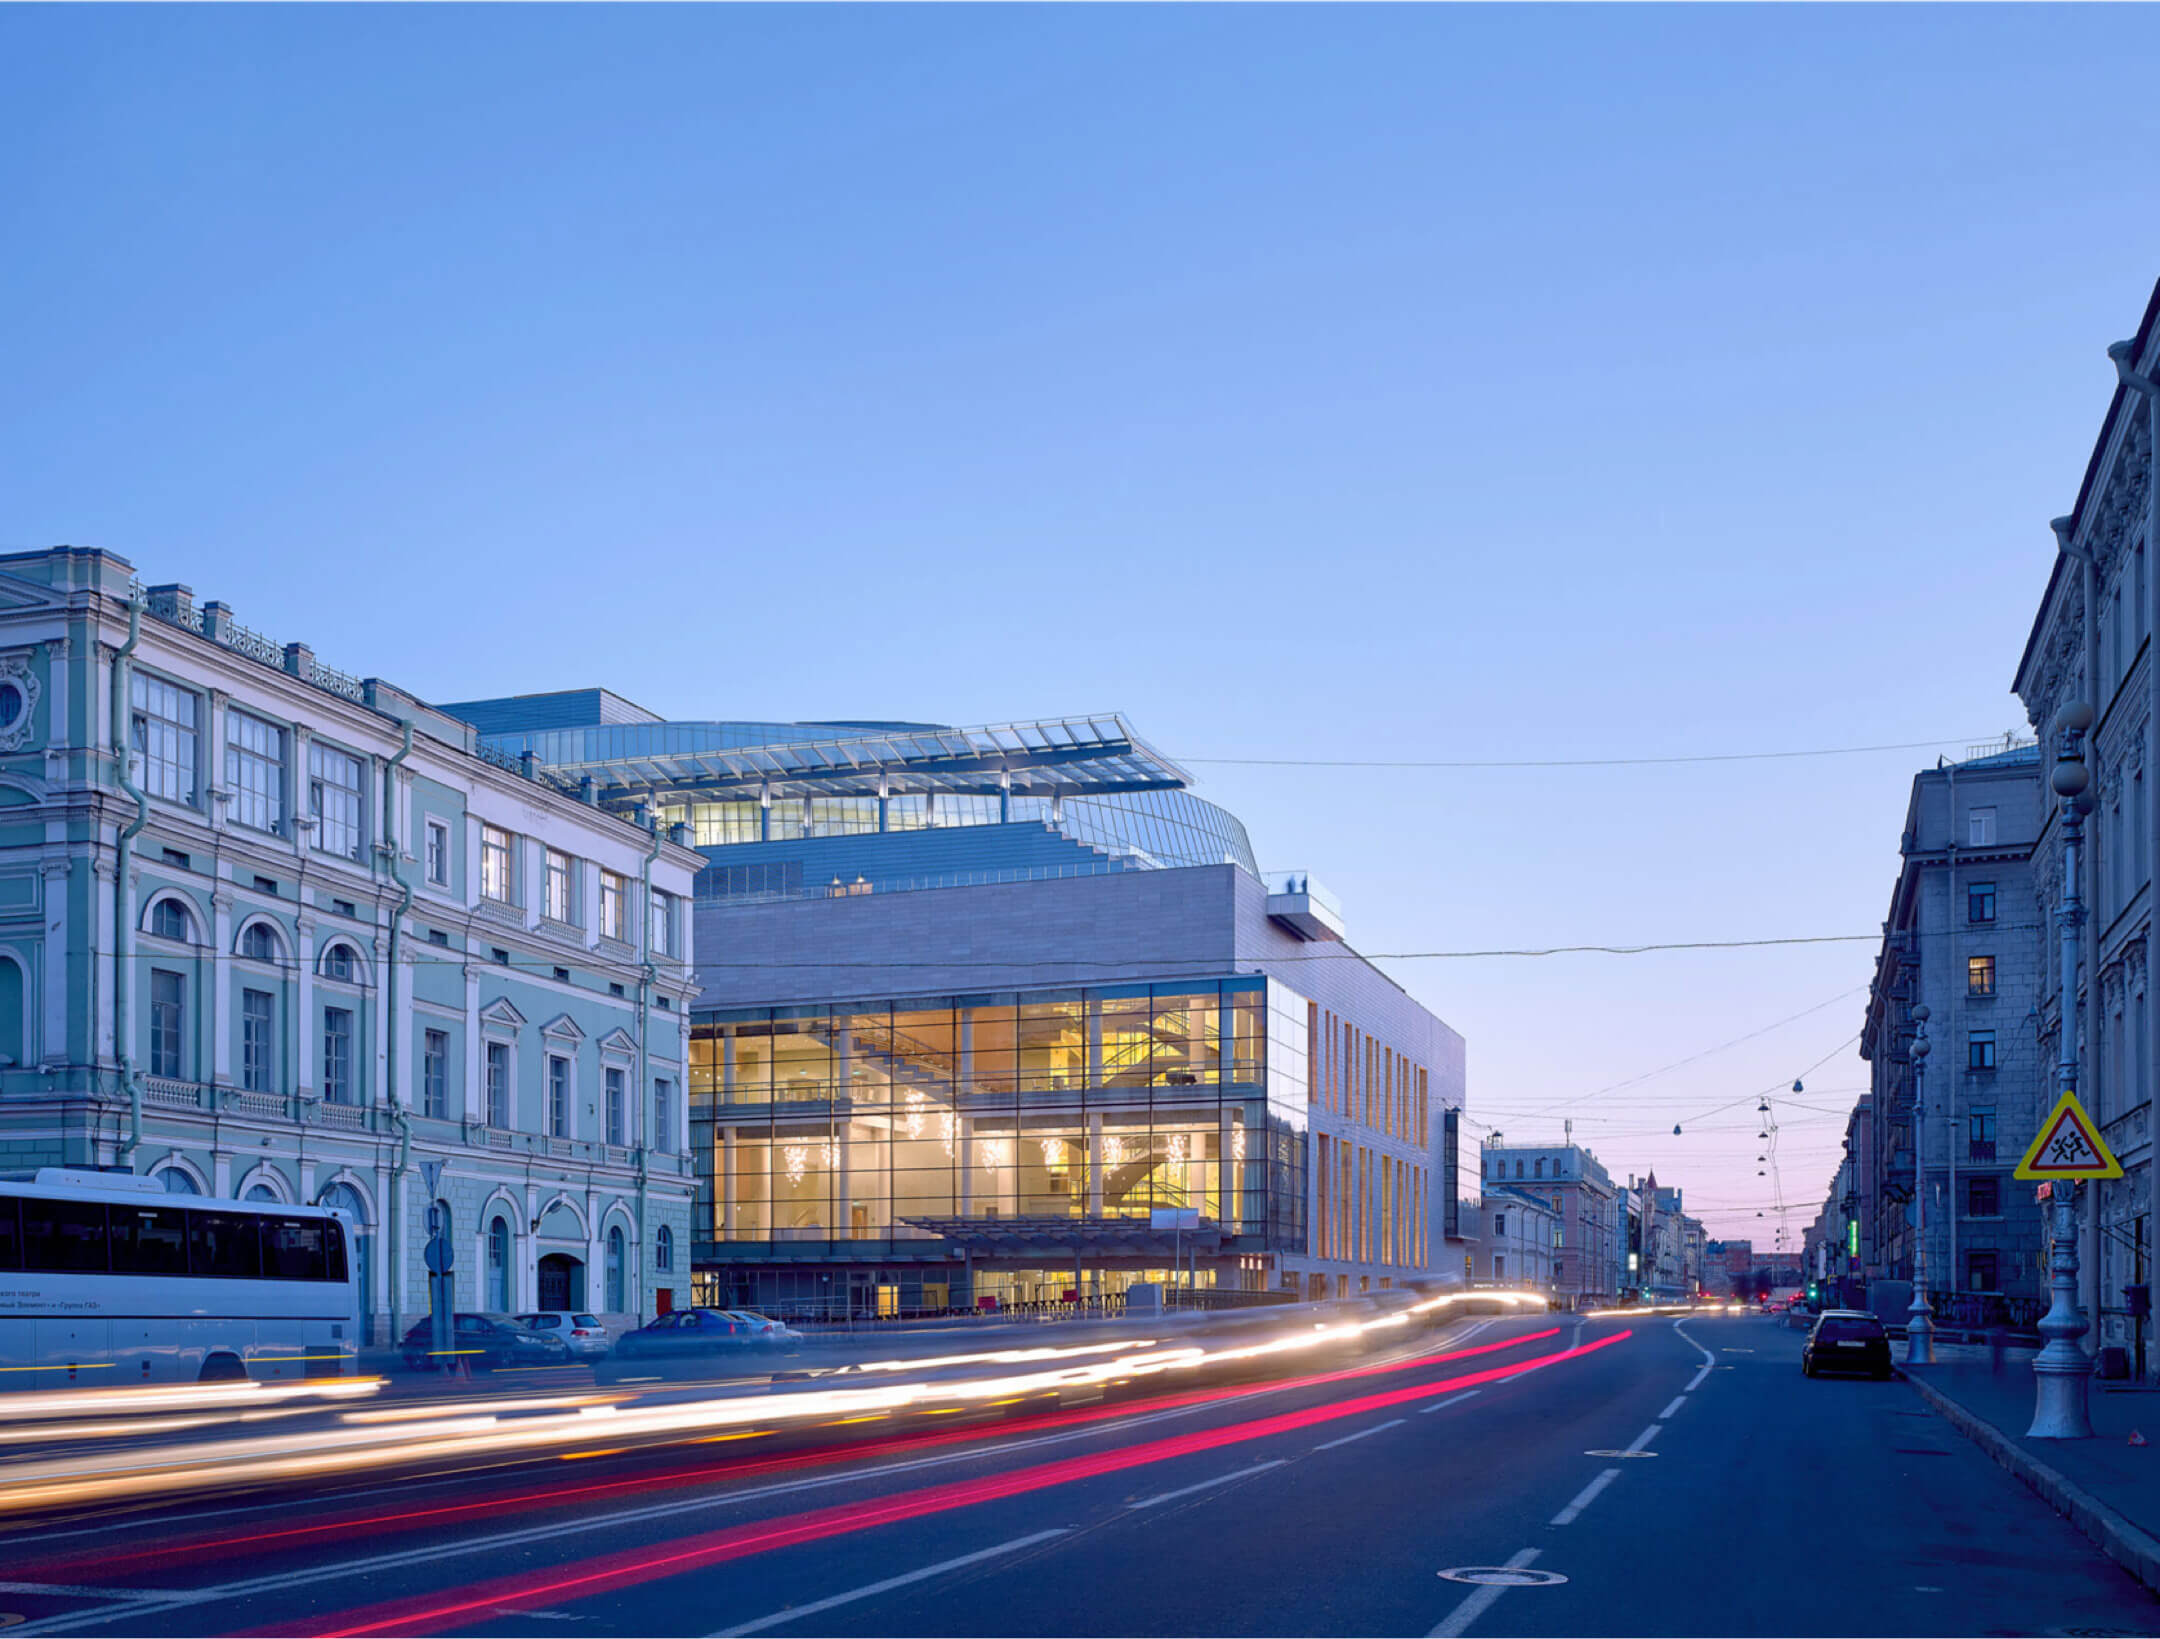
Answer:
[1313,1418,1404,1452]
[1626,1423,1661,1452]
[705,1529,1071,1637]
[1673,1318,1715,1393]
[1428,1547,1542,1637]
[1658,1396,1686,1420]
[1420,1390,1483,1415]
[0,1585,191,1602]
[1549,1469,1621,1527]
[1126,1459,1287,1510]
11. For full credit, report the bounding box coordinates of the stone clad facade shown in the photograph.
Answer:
[0,548,702,1343]
[1478,1143,1619,1305]
[2013,280,2160,1377]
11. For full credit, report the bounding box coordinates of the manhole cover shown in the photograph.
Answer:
[1585,1449,1657,1458]
[1437,1567,1569,1588]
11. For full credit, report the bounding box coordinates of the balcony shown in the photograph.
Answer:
[1264,872,1345,942]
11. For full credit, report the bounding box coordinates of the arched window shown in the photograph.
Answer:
[1515,1161,1524,1179]
[0,954,22,1067]
[240,922,281,963]
[322,943,357,983]
[150,899,192,942]
[654,1223,673,1274]
[1535,1159,1545,1179]
[487,1216,511,1312]
[158,1167,200,1195]
[605,1225,626,1313]
[322,1183,372,1329]
[244,1181,280,1202]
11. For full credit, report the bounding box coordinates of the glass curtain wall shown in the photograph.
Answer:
[690,979,1303,1253]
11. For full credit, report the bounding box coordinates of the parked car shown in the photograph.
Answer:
[399,1312,571,1372]
[1801,1309,1893,1380]
[514,1310,612,1360]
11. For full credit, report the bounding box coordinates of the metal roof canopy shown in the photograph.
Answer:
[542,715,1193,803]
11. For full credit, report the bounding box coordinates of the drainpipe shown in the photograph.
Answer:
[635,809,663,1319]
[111,596,148,1163]
[381,721,415,1341]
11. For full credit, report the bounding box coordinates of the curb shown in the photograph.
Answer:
[1905,1370,2160,1596]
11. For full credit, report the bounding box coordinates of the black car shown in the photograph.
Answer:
[399,1311,571,1372]
[1802,1309,1893,1379]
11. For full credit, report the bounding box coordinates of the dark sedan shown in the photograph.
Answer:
[597,1308,799,1379]
[1801,1309,1894,1379]
[399,1312,571,1372]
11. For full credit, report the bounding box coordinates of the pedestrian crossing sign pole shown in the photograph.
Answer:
[2016,1087,2119,1440]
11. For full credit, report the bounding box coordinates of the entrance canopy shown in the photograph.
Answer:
[901,1215,1228,1261]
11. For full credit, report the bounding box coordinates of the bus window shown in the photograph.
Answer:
[0,1195,18,1269]
[110,1203,189,1275]
[323,1218,349,1284]
[189,1211,262,1280]
[22,1199,110,1272]
[262,1216,328,1281]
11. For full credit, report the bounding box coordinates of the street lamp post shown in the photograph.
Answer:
[1908,1004,1934,1366]
[2031,700,2097,1440]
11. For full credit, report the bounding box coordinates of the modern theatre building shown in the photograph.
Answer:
[454,696,1468,1316]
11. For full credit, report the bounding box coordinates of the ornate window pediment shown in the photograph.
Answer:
[540,1012,587,1046]
[479,997,528,1035]
[596,1026,636,1060]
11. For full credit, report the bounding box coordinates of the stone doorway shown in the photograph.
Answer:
[538,1253,586,1311]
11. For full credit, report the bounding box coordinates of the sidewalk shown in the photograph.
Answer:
[1907,1343,2160,1595]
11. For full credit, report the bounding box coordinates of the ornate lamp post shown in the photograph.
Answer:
[2031,699,2097,1439]
[1907,1004,1934,1365]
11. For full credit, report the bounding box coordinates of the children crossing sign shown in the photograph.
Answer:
[2013,1090,2124,1181]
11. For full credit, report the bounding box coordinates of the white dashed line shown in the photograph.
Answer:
[1659,1396,1686,1420]
[1126,1459,1287,1510]
[708,1530,1071,1636]
[1626,1423,1662,1453]
[1314,1417,1404,1452]
[1420,1389,1484,1415]
[1549,1467,1622,1527]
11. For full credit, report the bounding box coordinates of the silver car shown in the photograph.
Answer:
[514,1310,611,1360]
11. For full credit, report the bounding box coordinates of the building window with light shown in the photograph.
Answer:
[481,825,515,903]
[1968,955,1996,997]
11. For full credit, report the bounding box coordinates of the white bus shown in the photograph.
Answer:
[0,1168,361,1389]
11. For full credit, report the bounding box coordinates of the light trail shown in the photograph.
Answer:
[0,1292,1548,1519]
[289,1329,1636,1638]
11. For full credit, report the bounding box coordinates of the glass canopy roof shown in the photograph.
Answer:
[516,714,1194,803]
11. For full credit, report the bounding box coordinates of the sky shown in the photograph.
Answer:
[6,5,2160,1247]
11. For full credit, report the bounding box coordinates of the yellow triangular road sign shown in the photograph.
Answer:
[2013,1090,2124,1181]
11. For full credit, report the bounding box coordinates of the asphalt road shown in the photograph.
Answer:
[2,1310,2155,1638]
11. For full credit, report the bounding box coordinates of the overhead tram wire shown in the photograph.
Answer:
[1177,734,2003,771]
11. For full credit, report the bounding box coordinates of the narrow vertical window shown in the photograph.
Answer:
[242,988,275,1093]
[648,890,672,957]
[486,1041,510,1127]
[548,1054,570,1138]
[605,1066,625,1145]
[423,1028,449,1120]
[149,969,184,1079]
[323,1007,354,1104]
[652,1077,673,1153]
[425,819,450,886]
[600,871,626,942]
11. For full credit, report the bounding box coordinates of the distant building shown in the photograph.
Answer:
[1859,741,2048,1325]
[1482,1186,1559,1292]
[1480,1142,1619,1305]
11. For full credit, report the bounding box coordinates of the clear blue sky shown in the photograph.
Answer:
[6,5,2159,1244]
